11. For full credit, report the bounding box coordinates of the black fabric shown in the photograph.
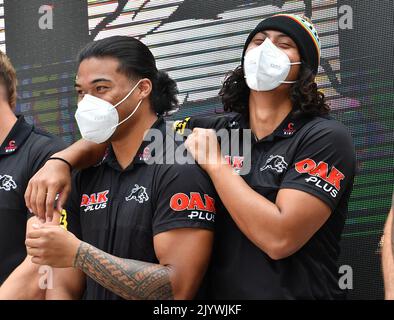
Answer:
[0,116,66,284]
[64,117,217,300]
[178,111,356,299]
[241,15,320,74]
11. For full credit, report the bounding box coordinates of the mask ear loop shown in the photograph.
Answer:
[281,61,302,84]
[111,79,142,110]
[111,99,143,130]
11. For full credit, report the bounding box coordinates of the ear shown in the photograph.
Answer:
[137,78,152,100]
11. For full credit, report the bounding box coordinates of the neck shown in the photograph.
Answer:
[0,103,17,146]
[248,89,292,140]
[111,101,158,170]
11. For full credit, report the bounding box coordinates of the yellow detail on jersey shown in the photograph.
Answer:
[173,117,190,135]
[59,209,68,230]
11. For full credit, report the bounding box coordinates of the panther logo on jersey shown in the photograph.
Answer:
[0,174,17,191]
[260,155,288,173]
[125,184,149,204]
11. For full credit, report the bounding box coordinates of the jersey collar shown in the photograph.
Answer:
[104,117,166,171]
[237,111,317,143]
[0,115,33,156]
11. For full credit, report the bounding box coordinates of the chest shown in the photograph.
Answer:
[226,138,299,201]
[0,157,29,212]
[77,166,157,254]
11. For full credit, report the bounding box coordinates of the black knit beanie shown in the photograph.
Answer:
[242,14,321,75]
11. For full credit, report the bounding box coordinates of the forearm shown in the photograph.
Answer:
[382,209,394,299]
[208,163,284,253]
[0,257,45,300]
[74,242,174,300]
[53,139,107,170]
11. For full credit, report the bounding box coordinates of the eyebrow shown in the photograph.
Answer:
[74,78,112,87]
[260,31,291,39]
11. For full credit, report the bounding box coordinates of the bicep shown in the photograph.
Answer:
[153,228,213,300]
[276,188,332,255]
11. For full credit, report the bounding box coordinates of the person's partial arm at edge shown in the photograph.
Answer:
[382,198,394,300]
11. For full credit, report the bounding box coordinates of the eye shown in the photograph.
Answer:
[96,86,109,93]
[278,43,291,49]
[254,39,264,46]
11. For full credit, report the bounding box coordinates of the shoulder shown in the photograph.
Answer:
[28,126,67,152]
[173,112,242,133]
[156,162,210,182]
[301,116,354,145]
[295,116,356,167]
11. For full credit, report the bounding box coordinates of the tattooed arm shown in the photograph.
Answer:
[74,228,213,300]
[26,226,213,300]
[74,243,173,300]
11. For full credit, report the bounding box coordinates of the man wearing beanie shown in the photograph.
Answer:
[181,13,356,299]
[24,14,356,300]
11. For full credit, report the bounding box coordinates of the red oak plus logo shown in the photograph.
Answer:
[170,192,216,222]
[295,158,345,198]
[80,190,109,212]
[224,155,244,174]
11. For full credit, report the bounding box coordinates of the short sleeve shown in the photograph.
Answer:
[280,120,356,211]
[62,171,82,239]
[173,114,237,134]
[29,136,67,176]
[152,164,218,236]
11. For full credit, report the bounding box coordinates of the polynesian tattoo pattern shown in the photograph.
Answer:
[74,242,173,300]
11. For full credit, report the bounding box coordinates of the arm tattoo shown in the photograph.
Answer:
[74,242,173,300]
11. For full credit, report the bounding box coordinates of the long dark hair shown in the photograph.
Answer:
[77,36,178,115]
[219,62,330,118]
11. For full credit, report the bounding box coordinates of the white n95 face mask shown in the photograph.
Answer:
[75,80,143,144]
[243,38,301,91]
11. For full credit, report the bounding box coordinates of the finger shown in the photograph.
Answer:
[26,229,43,239]
[24,181,33,213]
[41,224,60,230]
[45,188,58,223]
[31,256,45,265]
[57,183,71,212]
[25,238,42,248]
[36,185,48,222]
[44,210,61,226]
[29,184,40,219]
[26,247,42,257]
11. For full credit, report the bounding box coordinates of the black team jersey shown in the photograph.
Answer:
[0,116,66,283]
[64,117,218,300]
[174,111,356,299]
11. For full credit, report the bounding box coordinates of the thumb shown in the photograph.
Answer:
[41,223,60,229]
[32,223,43,230]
